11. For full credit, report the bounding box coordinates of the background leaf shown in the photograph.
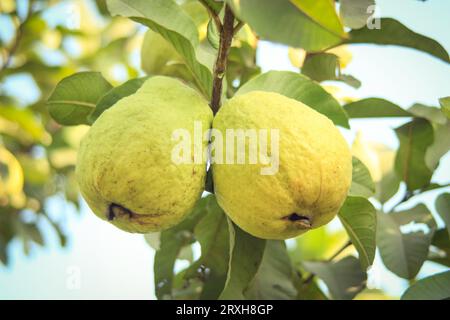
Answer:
[429,229,450,267]
[395,118,434,191]
[425,122,450,170]
[301,52,361,88]
[377,205,437,279]
[352,134,401,203]
[340,0,375,30]
[237,71,349,128]
[408,104,447,125]
[245,240,297,300]
[436,193,450,237]
[401,271,450,300]
[303,256,367,300]
[439,96,450,118]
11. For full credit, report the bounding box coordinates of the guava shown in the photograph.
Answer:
[212,91,352,240]
[140,1,209,81]
[76,76,212,233]
[140,30,193,81]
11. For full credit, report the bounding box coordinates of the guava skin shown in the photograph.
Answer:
[76,76,212,233]
[212,91,352,240]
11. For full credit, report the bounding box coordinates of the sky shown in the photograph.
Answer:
[0,0,449,299]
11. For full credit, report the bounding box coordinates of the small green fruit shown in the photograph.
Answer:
[212,91,352,240]
[76,76,212,233]
[140,30,194,83]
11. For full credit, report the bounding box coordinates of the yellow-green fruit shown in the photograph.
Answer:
[141,30,192,81]
[212,91,352,240]
[76,76,212,233]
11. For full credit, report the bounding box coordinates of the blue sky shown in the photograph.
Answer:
[0,0,449,299]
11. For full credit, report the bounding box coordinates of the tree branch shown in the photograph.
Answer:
[210,5,235,114]
[0,1,34,75]
[233,20,244,34]
[199,0,222,32]
[302,240,352,285]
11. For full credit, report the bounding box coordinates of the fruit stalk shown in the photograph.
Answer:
[210,5,235,114]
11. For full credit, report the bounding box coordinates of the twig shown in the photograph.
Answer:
[302,240,352,284]
[210,5,235,114]
[233,20,244,34]
[0,1,34,75]
[199,0,222,32]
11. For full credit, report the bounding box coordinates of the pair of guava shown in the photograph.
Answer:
[76,76,352,239]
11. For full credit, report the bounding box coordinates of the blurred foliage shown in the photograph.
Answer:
[1,0,449,300]
[0,0,139,264]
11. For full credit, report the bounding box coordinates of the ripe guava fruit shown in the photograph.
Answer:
[212,91,352,239]
[76,76,212,233]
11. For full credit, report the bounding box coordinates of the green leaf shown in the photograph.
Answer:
[225,0,346,51]
[206,19,220,50]
[339,0,375,29]
[346,18,450,63]
[245,240,297,300]
[144,232,160,250]
[290,227,347,263]
[183,197,230,299]
[377,205,437,279]
[351,134,400,203]
[153,196,208,299]
[296,278,328,300]
[408,104,447,125]
[0,235,7,265]
[303,53,361,88]
[107,0,213,97]
[421,183,450,193]
[436,193,450,237]
[349,157,375,198]
[47,72,112,125]
[89,77,147,123]
[377,170,401,204]
[219,221,266,300]
[429,229,450,267]
[338,196,377,269]
[344,98,412,118]
[200,0,223,14]
[395,118,434,191]
[439,96,450,119]
[401,271,450,300]
[425,122,450,170]
[303,256,367,300]
[337,74,362,89]
[302,53,339,81]
[289,0,346,38]
[237,71,349,128]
